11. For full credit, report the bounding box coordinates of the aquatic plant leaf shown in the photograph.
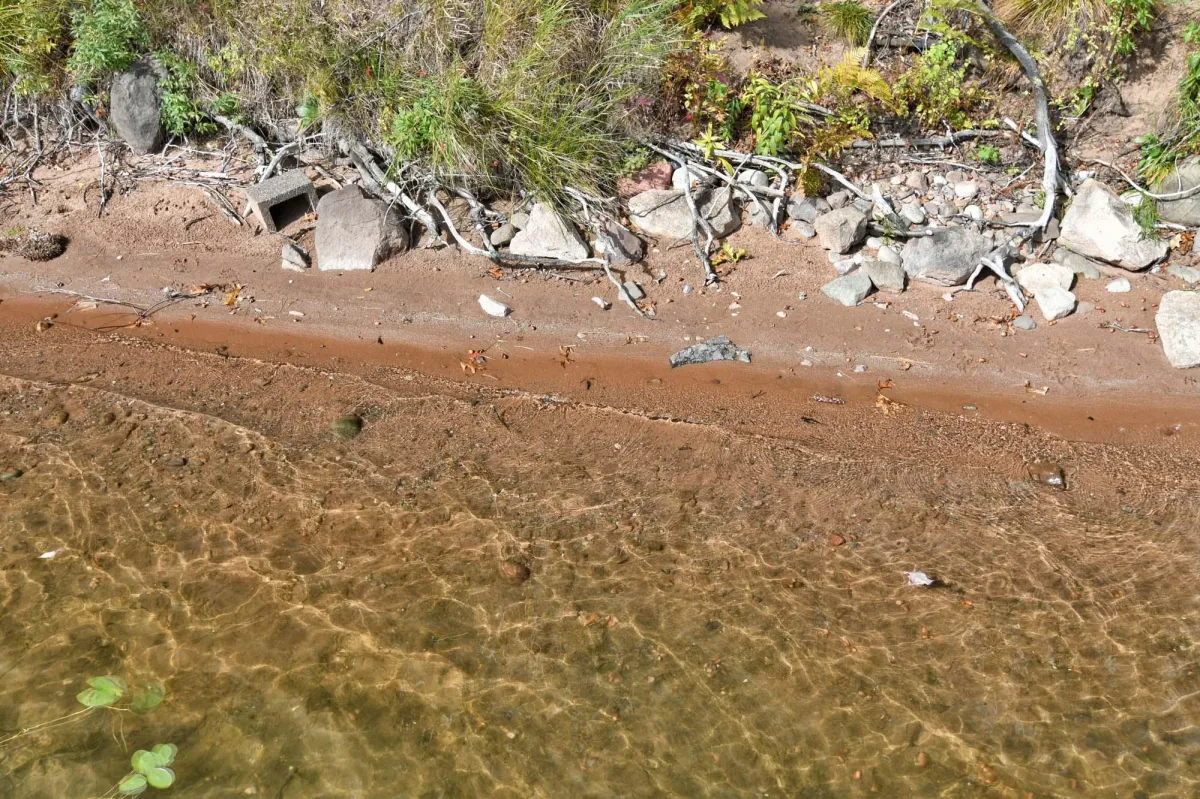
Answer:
[146,767,175,789]
[118,774,148,796]
[130,683,166,713]
[131,750,158,774]
[77,675,126,708]
[150,743,177,767]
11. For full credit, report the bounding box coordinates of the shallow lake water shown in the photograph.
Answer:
[1,368,1199,798]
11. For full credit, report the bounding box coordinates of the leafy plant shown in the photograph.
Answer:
[742,72,809,155]
[895,41,989,129]
[1105,0,1156,57]
[1,0,70,94]
[296,95,320,131]
[821,0,873,46]
[975,143,1001,164]
[155,51,217,137]
[687,0,766,28]
[711,241,747,265]
[1,675,165,747]
[1131,193,1160,237]
[67,0,148,82]
[116,743,178,795]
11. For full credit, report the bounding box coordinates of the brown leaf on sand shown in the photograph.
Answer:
[877,378,895,390]
[221,284,243,307]
[875,393,905,415]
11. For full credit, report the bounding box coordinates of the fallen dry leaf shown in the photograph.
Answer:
[221,284,243,307]
[875,393,905,415]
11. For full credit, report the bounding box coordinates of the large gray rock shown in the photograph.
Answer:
[865,259,905,292]
[510,203,589,260]
[814,206,868,254]
[628,188,740,240]
[1059,179,1167,271]
[1033,287,1076,321]
[1156,290,1200,368]
[315,186,408,272]
[1155,160,1200,225]
[788,196,831,224]
[110,58,164,154]
[901,227,992,286]
[821,270,873,306]
[1015,262,1074,294]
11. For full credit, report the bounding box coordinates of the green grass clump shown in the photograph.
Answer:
[67,0,147,81]
[821,0,873,46]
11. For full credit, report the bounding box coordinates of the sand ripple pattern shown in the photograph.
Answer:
[1,373,1199,797]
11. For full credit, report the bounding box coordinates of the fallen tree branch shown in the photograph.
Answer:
[259,142,298,183]
[1089,158,1200,201]
[427,192,606,269]
[213,114,268,155]
[645,142,720,283]
[977,3,1057,231]
[342,140,442,242]
[862,0,912,67]
[850,130,1001,149]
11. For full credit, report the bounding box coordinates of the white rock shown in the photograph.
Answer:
[509,203,590,261]
[479,294,511,318]
[1033,287,1076,321]
[901,203,926,225]
[1059,179,1168,270]
[1156,290,1200,368]
[1015,263,1074,294]
[963,205,984,222]
[592,296,612,310]
[877,245,903,266]
[954,181,980,199]
[736,169,770,188]
[1106,277,1132,293]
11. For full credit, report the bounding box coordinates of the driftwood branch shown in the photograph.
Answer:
[1090,158,1200,201]
[978,4,1058,231]
[850,130,1001,149]
[213,114,268,154]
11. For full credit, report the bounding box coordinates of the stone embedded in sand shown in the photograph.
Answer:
[315,185,408,272]
[596,220,643,266]
[110,58,164,154]
[1012,315,1037,330]
[901,227,992,286]
[814,206,868,254]
[281,241,310,271]
[1015,263,1074,295]
[1168,264,1200,284]
[865,259,905,292]
[788,196,831,224]
[627,188,741,241]
[509,203,589,261]
[479,295,511,318]
[1033,286,1076,321]
[329,414,364,441]
[821,270,873,306]
[1156,290,1200,368]
[1059,179,1168,270]
[1106,277,1132,293]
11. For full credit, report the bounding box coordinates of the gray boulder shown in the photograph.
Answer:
[1156,290,1200,368]
[865,259,905,292]
[1059,179,1167,270]
[110,58,164,154]
[490,222,516,247]
[510,203,589,260]
[746,199,781,228]
[1032,286,1076,321]
[821,270,873,306]
[877,245,903,266]
[315,186,408,272]
[628,188,740,240]
[788,196,831,224]
[1015,262,1074,294]
[901,227,992,286]
[814,206,868,254]
[1155,160,1200,225]
[596,220,644,266]
[736,169,770,188]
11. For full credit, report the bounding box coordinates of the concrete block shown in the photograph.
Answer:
[245,171,318,233]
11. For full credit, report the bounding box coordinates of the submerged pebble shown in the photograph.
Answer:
[1,468,23,482]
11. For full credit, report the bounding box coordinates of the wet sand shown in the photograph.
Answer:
[1,299,1200,797]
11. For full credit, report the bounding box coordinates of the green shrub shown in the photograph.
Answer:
[67,0,147,81]
[821,0,873,46]
[155,50,217,137]
[895,41,989,129]
[1,0,69,95]
[975,143,1001,164]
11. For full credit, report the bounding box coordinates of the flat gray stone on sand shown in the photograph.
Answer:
[315,185,408,272]
[628,188,741,240]
[901,227,992,286]
[509,203,589,261]
[865,259,905,291]
[1033,287,1077,321]
[814,206,868,254]
[1059,179,1167,270]
[821,270,873,306]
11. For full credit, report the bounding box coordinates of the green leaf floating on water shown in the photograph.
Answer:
[130,682,166,713]
[150,743,177,767]
[76,675,126,708]
[146,767,176,789]
[118,774,148,796]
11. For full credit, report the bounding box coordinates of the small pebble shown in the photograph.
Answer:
[1012,315,1037,331]
[853,364,867,373]
[1,468,23,482]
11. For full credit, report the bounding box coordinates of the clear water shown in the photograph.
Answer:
[1,370,1198,798]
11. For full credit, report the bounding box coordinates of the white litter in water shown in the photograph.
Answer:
[905,571,935,587]
[39,550,59,560]
[478,294,511,318]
